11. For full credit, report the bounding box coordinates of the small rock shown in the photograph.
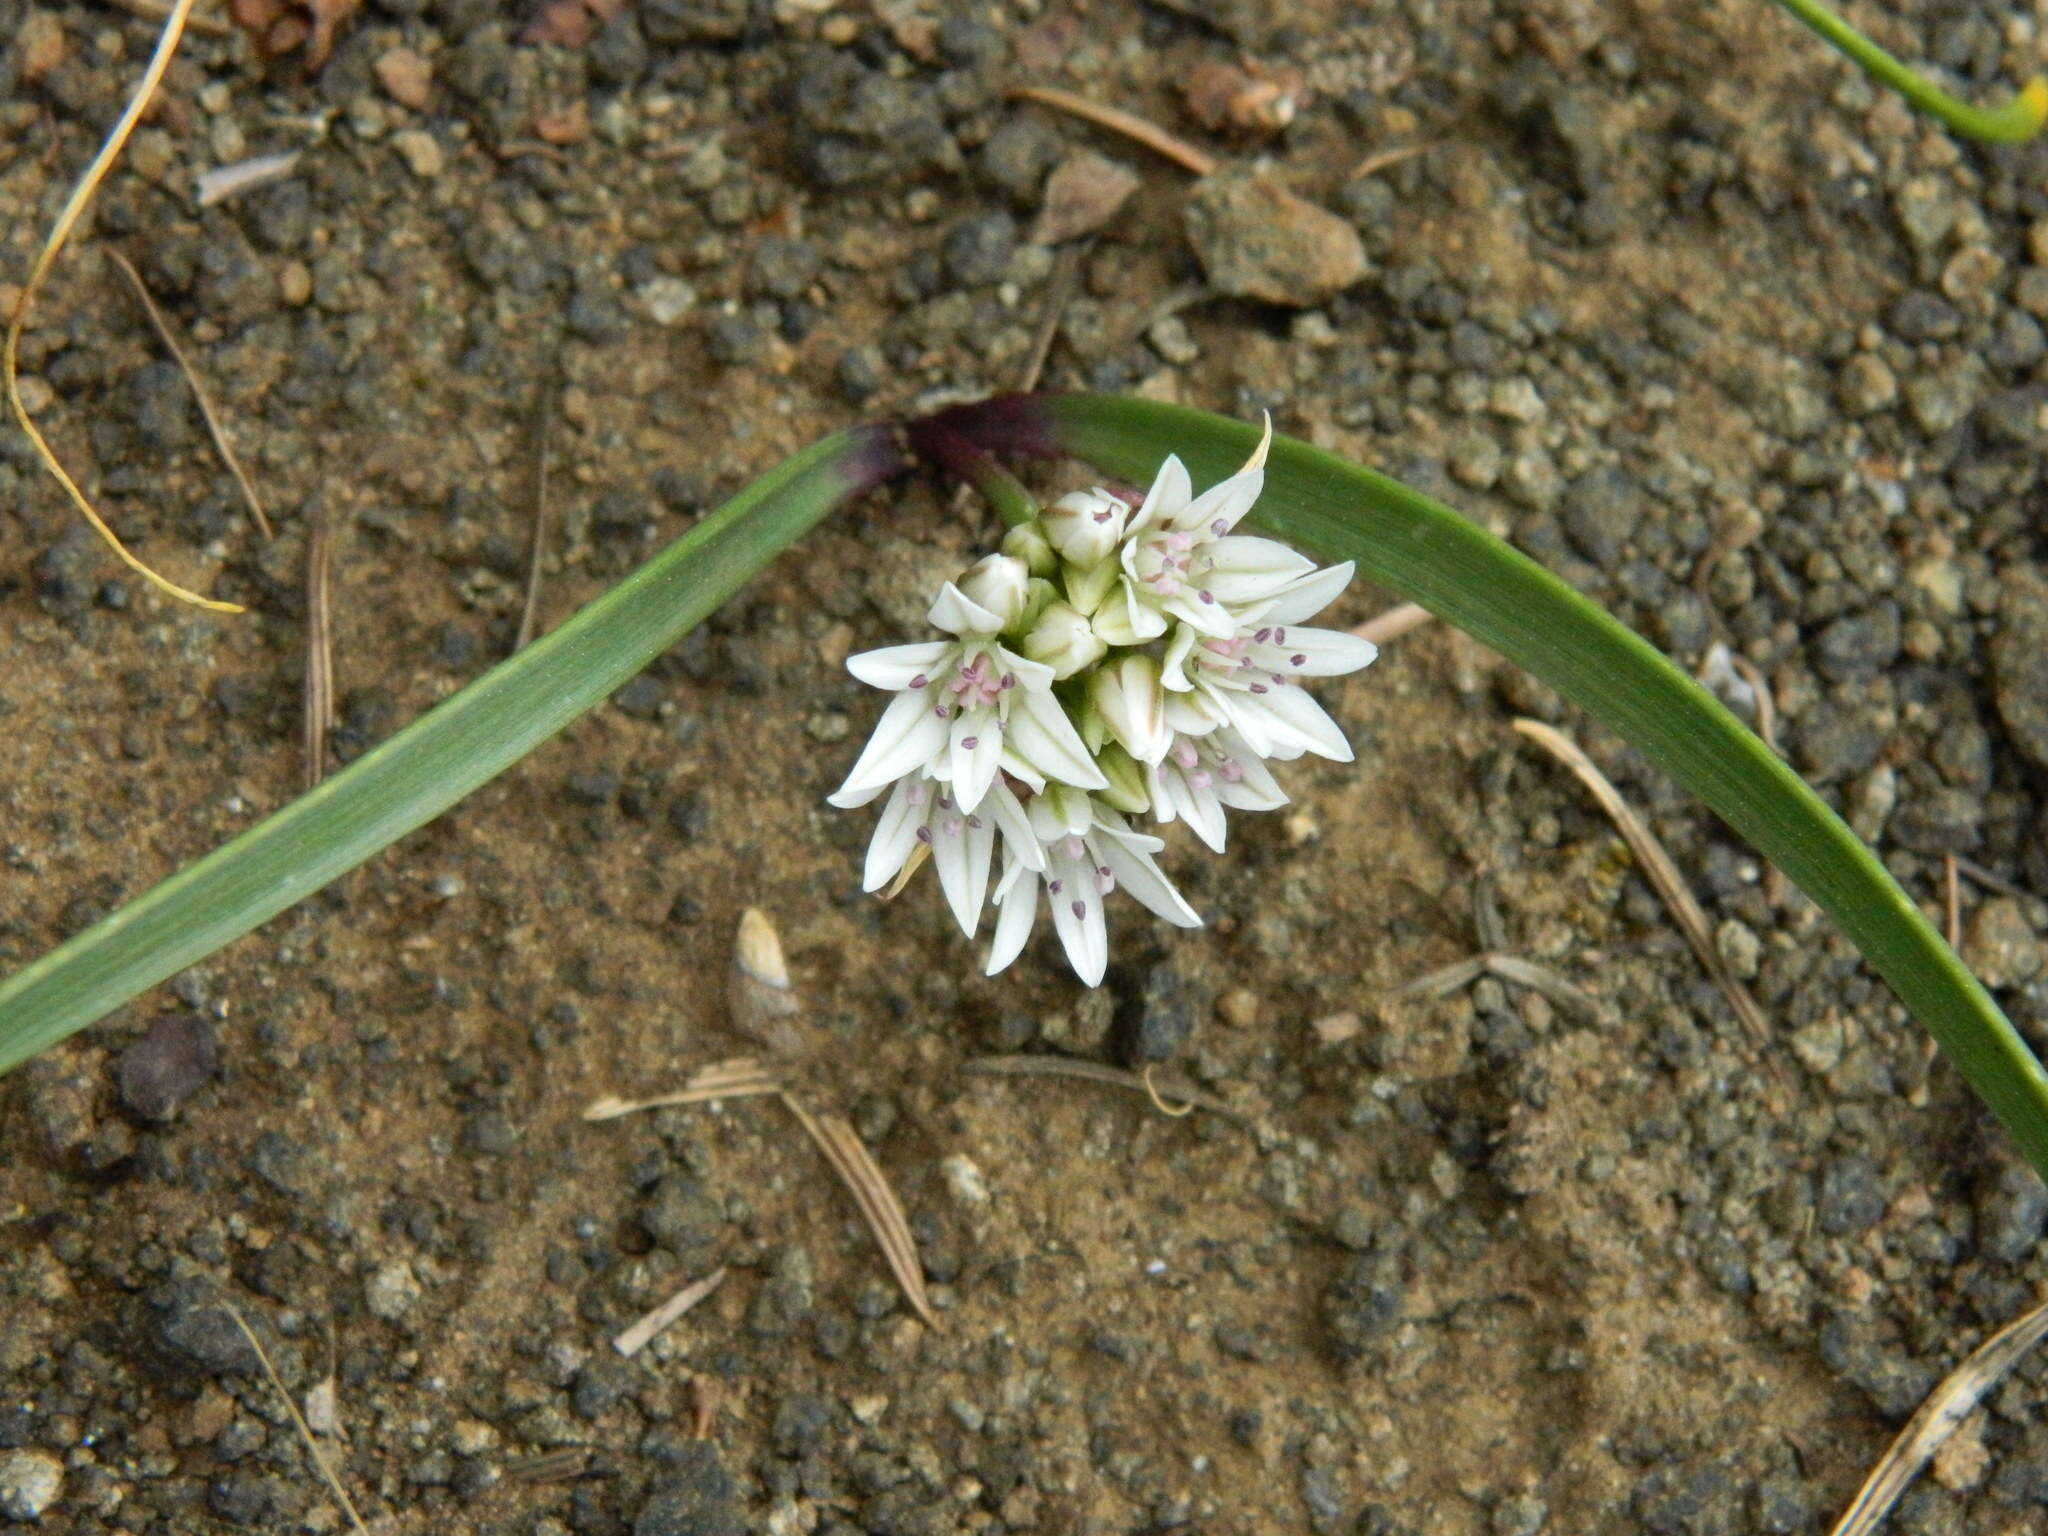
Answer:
[940,1153,990,1207]
[640,277,697,327]
[390,129,444,179]
[1559,464,1639,568]
[373,48,432,109]
[365,1260,422,1323]
[747,1246,814,1337]
[1835,353,1896,415]
[0,1450,63,1522]
[1117,962,1201,1065]
[116,1013,218,1121]
[150,1278,266,1377]
[942,212,1018,287]
[1965,899,2044,990]
[635,1442,743,1536]
[1993,573,2048,771]
[1184,164,1368,308]
[1975,1161,2048,1263]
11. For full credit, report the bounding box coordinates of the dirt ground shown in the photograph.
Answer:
[9,0,2048,1531]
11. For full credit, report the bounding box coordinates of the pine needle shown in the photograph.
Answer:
[3,0,246,614]
[1008,86,1219,177]
[107,248,273,540]
[777,1091,938,1328]
[612,1267,726,1358]
[583,1058,782,1120]
[1513,719,1774,1054]
[220,1304,368,1536]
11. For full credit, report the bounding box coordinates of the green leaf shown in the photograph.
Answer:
[993,392,2048,1178]
[0,427,900,1077]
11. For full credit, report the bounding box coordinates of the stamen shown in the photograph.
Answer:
[1250,683,1268,694]
[1210,518,1228,536]
[1071,900,1087,920]
[1218,759,1244,782]
[966,815,983,829]
[1095,866,1115,894]
[906,783,928,805]
[943,815,964,837]
[961,736,979,750]
[1290,654,1306,667]
[1173,740,1199,769]
[1255,628,1272,643]
[1274,628,1286,642]
[915,827,933,844]
[1048,878,1063,894]
[908,673,928,689]
[934,704,951,718]
[1198,590,1215,604]
[1188,769,1212,789]
[1062,835,1086,860]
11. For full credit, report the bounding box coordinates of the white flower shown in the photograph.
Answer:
[1088,653,1169,764]
[828,583,1106,814]
[1160,614,1379,762]
[1090,418,1323,645]
[984,785,1201,986]
[840,771,1041,936]
[1041,488,1128,567]
[1148,728,1286,851]
[1021,600,1106,680]
[954,553,1031,630]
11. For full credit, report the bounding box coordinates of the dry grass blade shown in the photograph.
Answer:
[303,507,334,791]
[778,1092,937,1328]
[197,149,302,208]
[1954,856,2036,904]
[108,250,273,540]
[1728,652,1779,755]
[514,381,554,653]
[1829,1298,2048,1536]
[1513,719,1773,1053]
[1349,141,1430,179]
[583,1057,782,1120]
[221,1305,368,1536]
[4,0,244,614]
[960,1053,1246,1125]
[1008,85,1219,176]
[612,1266,726,1358]
[1353,601,1432,647]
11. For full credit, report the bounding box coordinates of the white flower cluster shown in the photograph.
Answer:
[828,423,1378,985]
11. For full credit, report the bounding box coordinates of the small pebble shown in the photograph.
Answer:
[390,129,444,180]
[0,1451,62,1522]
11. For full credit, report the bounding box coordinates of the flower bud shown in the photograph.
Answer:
[1063,554,1120,618]
[954,553,1030,630]
[1022,601,1107,680]
[1089,654,1169,764]
[1001,520,1058,577]
[1042,489,1128,567]
[1093,743,1152,815]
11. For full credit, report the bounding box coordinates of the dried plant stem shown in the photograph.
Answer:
[1353,601,1431,647]
[1513,719,1774,1054]
[960,1054,1245,1125]
[1018,240,1083,394]
[102,0,235,34]
[303,508,334,791]
[612,1267,726,1358]
[4,0,244,614]
[221,1306,368,1536]
[108,249,272,539]
[1008,86,1219,176]
[1829,1298,2048,1535]
[583,1058,782,1120]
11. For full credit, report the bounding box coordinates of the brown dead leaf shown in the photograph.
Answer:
[373,47,431,109]
[1031,150,1141,245]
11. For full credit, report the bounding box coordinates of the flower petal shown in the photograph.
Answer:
[1132,453,1192,534]
[834,689,948,799]
[1047,853,1109,985]
[1256,560,1355,624]
[860,777,926,891]
[1255,681,1354,761]
[949,710,1002,812]
[1260,627,1379,677]
[984,866,1039,976]
[1182,464,1264,536]
[1094,835,1201,928]
[931,807,995,938]
[846,641,952,691]
[1201,536,1316,603]
[928,581,1005,636]
[1160,588,1238,637]
[993,644,1055,692]
[1006,689,1109,790]
[985,779,1045,873]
